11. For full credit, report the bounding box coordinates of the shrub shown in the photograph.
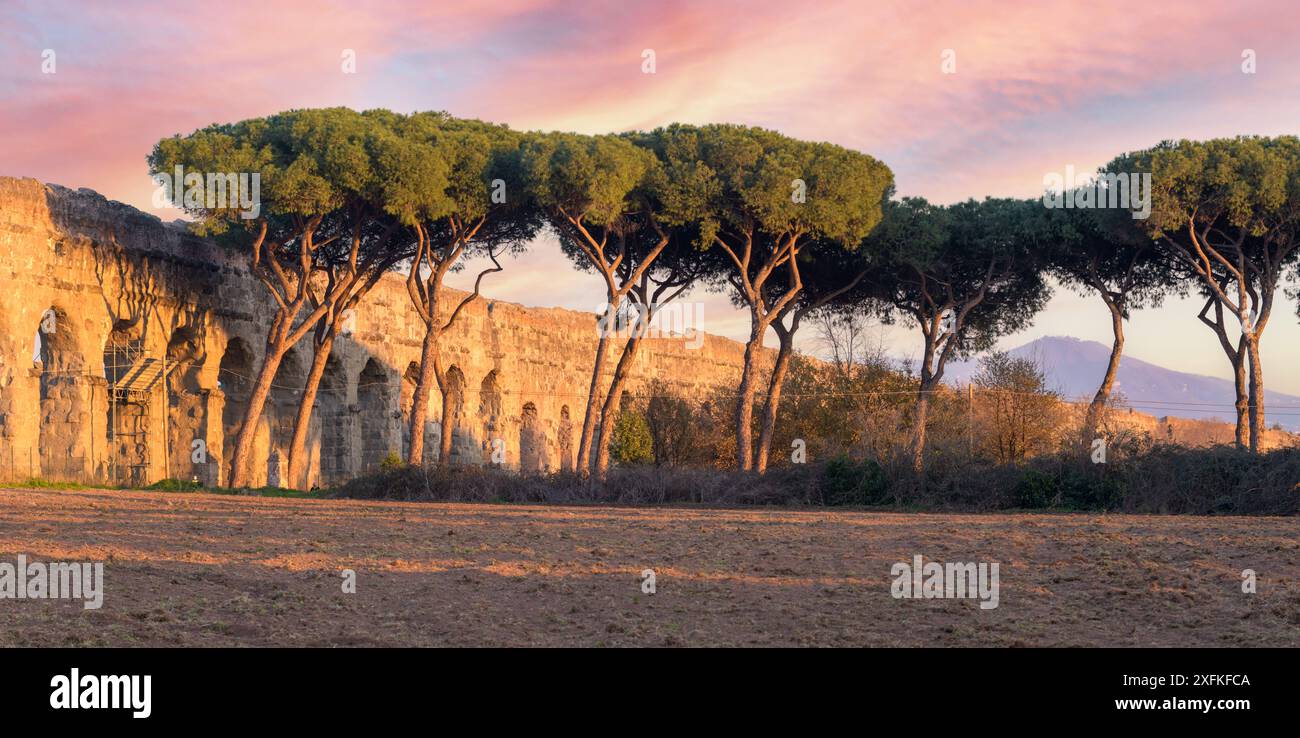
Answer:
[329,445,1299,516]
[610,411,653,465]
[820,455,889,506]
[1058,468,1124,510]
[145,478,204,491]
[1012,469,1057,509]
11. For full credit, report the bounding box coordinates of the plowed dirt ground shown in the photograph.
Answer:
[1,487,1295,646]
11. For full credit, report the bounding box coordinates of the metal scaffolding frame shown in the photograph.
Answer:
[104,335,172,487]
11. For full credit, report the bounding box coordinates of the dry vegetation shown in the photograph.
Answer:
[1,487,1296,647]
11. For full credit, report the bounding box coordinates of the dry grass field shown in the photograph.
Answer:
[0,487,1296,647]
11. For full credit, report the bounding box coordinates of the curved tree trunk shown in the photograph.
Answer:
[1082,304,1125,446]
[1246,334,1264,453]
[575,327,612,477]
[754,330,795,473]
[910,383,933,475]
[437,361,456,467]
[734,320,765,472]
[406,323,440,466]
[228,340,287,488]
[1230,337,1248,449]
[909,325,943,476]
[1198,298,1249,449]
[592,332,645,481]
[286,330,335,489]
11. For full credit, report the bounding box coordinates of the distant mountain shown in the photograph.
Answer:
[933,336,1300,431]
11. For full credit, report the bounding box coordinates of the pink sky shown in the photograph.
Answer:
[3,0,1300,394]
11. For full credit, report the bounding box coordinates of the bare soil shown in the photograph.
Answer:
[0,487,1295,647]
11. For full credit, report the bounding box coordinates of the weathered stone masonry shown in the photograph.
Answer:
[0,177,755,486]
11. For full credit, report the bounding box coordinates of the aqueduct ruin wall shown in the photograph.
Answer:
[0,177,756,487]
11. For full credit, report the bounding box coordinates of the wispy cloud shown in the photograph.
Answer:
[3,0,1299,389]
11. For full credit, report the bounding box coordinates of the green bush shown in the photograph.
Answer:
[1012,469,1057,509]
[610,411,654,465]
[145,478,204,491]
[379,451,404,471]
[820,455,888,506]
[1059,469,1124,510]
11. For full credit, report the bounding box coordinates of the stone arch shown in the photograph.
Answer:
[519,401,544,473]
[269,347,304,455]
[165,326,206,481]
[0,332,16,478]
[102,318,142,384]
[217,337,254,482]
[102,319,145,485]
[36,306,87,481]
[558,404,574,473]
[103,318,147,485]
[357,358,394,473]
[399,362,420,417]
[478,370,502,464]
[399,361,420,458]
[442,364,468,464]
[318,354,350,484]
[166,327,203,394]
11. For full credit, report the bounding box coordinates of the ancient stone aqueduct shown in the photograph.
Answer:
[0,177,750,487]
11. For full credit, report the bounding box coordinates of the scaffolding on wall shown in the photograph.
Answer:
[104,336,173,487]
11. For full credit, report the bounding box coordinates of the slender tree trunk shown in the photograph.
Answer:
[1082,304,1125,446]
[228,335,288,488]
[909,325,944,476]
[1245,334,1264,453]
[755,330,795,473]
[437,362,456,467]
[286,330,335,489]
[910,382,933,474]
[1230,337,1248,448]
[1198,298,1249,449]
[734,321,765,472]
[575,326,612,477]
[406,322,440,466]
[592,332,645,481]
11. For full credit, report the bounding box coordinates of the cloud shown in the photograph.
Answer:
[3,0,1299,391]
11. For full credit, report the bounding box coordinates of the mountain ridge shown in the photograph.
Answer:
[933,336,1300,431]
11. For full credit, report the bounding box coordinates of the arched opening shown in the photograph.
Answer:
[399,361,420,458]
[318,354,350,484]
[479,370,502,465]
[442,365,466,464]
[102,319,142,383]
[165,326,205,481]
[558,404,574,473]
[36,307,86,481]
[269,347,304,459]
[520,402,543,473]
[0,335,15,478]
[103,318,147,485]
[357,358,393,473]
[166,328,203,393]
[217,337,253,483]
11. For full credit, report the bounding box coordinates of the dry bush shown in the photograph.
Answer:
[1114,444,1300,515]
[769,351,915,468]
[331,319,1296,517]
[330,444,1298,516]
[330,464,823,506]
[641,380,735,468]
[970,351,1066,463]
